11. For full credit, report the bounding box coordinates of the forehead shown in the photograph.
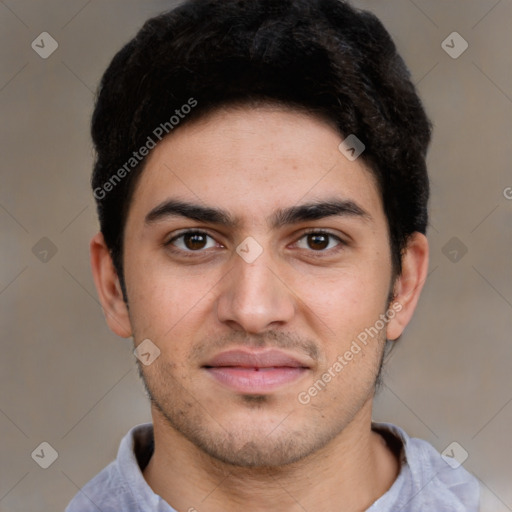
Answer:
[126,105,383,226]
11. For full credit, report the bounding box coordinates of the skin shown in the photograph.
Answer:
[91,106,429,512]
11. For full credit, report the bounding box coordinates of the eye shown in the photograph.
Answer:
[295,231,343,251]
[167,231,218,251]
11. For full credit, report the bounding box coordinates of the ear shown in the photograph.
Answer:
[386,232,429,341]
[90,232,132,338]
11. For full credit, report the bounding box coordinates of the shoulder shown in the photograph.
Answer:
[372,422,480,512]
[65,460,138,512]
[65,423,156,512]
[409,436,479,510]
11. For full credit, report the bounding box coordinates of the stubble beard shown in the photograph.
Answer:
[136,347,384,469]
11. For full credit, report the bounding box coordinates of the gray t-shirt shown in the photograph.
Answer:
[65,422,480,511]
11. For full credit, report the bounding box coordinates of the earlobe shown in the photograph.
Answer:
[386,232,429,341]
[90,232,132,338]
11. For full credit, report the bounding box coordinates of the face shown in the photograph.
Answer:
[98,106,421,467]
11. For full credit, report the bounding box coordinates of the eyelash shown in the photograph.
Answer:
[297,229,346,255]
[165,230,220,256]
[164,229,346,258]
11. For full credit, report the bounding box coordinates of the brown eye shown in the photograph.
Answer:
[307,233,330,250]
[168,231,217,252]
[295,231,343,252]
[183,233,208,250]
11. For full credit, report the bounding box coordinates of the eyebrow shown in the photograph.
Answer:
[271,199,371,227]
[145,199,236,226]
[144,198,372,228]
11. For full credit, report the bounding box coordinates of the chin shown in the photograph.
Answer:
[198,433,311,468]
[181,414,339,469]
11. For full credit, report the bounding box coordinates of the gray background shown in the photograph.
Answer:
[1,0,511,510]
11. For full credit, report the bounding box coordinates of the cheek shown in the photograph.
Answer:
[298,265,390,335]
[125,254,221,343]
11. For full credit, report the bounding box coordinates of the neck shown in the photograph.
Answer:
[143,398,400,512]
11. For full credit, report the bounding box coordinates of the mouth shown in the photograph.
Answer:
[202,349,311,394]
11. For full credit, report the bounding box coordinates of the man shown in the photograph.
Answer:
[66,0,480,510]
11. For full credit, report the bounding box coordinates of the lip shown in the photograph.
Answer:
[203,349,310,394]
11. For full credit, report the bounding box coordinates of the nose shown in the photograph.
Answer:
[216,249,296,334]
